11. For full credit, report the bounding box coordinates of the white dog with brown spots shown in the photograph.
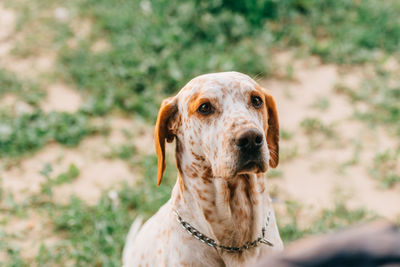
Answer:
[123,72,283,266]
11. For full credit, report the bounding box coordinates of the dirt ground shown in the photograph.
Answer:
[2,48,399,215]
[1,2,400,263]
[264,52,400,220]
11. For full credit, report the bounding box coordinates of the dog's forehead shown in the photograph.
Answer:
[178,72,259,102]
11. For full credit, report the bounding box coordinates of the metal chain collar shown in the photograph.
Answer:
[173,210,274,253]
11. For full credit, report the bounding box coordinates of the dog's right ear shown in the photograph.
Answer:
[155,97,178,186]
[263,90,280,168]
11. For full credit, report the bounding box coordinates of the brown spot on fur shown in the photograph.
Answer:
[195,187,204,197]
[230,121,237,130]
[201,167,212,180]
[198,193,207,201]
[204,209,214,222]
[167,228,172,238]
[259,182,265,193]
[184,164,199,178]
[178,172,185,192]
[237,208,245,218]
[228,181,237,199]
[187,92,201,117]
[175,140,184,176]
[252,198,259,206]
[213,149,217,161]
[192,162,201,168]
[193,153,205,162]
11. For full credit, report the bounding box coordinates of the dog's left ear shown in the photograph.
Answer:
[155,97,178,186]
[263,90,279,168]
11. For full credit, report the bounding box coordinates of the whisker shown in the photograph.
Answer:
[269,156,277,167]
[267,144,278,157]
[253,72,264,82]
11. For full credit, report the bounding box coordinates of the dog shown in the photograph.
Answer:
[123,72,283,266]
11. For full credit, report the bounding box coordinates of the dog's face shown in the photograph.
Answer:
[155,72,279,185]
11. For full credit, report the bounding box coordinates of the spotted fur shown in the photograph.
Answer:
[123,72,283,267]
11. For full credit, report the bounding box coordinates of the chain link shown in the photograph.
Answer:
[173,210,274,253]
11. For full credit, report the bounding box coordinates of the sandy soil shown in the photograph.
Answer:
[0,210,58,261]
[1,2,399,262]
[0,3,55,78]
[1,117,141,205]
[40,83,82,113]
[0,4,16,56]
[264,51,400,220]
[0,3,145,206]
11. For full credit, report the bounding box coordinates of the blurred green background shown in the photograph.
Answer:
[0,0,400,266]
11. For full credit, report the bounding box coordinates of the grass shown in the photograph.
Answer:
[2,0,400,157]
[279,198,374,242]
[0,174,372,266]
[280,129,294,141]
[267,169,284,179]
[40,163,80,195]
[299,117,337,150]
[370,149,400,188]
[337,139,362,174]
[0,111,105,158]
[1,0,400,265]
[56,0,273,118]
[356,72,400,137]
[286,0,400,64]
[0,68,43,107]
[300,117,335,138]
[335,66,400,186]
[279,145,298,163]
[0,155,177,266]
[311,96,330,111]
[335,67,400,138]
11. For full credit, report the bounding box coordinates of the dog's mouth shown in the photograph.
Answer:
[236,159,267,175]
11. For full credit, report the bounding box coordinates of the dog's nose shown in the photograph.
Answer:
[235,128,263,151]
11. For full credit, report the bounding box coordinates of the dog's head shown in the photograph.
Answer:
[155,72,279,186]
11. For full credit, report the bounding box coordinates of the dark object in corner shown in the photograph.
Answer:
[256,220,400,267]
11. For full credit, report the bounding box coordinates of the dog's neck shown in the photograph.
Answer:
[171,142,270,250]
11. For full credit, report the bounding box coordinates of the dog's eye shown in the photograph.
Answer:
[251,95,263,108]
[197,102,213,115]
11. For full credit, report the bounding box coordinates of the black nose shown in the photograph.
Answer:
[235,128,264,151]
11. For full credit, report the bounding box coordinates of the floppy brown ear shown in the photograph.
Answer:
[155,97,177,186]
[263,90,279,168]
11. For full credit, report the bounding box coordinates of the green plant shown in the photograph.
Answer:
[0,111,105,158]
[300,117,335,137]
[30,155,176,266]
[280,129,293,140]
[280,145,298,162]
[0,68,43,106]
[40,163,80,195]
[370,149,400,188]
[311,96,330,111]
[279,199,373,243]
[267,169,283,178]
